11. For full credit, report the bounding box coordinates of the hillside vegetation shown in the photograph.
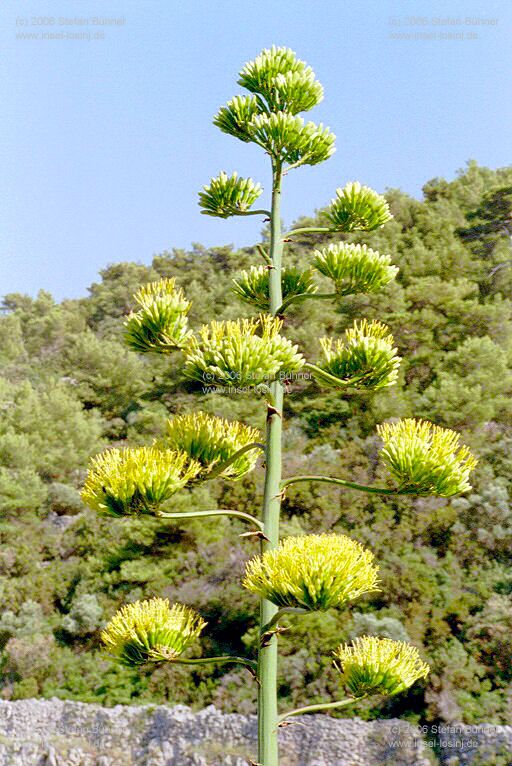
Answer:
[1,161,511,726]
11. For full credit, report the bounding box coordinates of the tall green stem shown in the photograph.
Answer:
[258,160,284,766]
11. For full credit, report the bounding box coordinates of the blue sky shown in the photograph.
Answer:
[1,0,511,300]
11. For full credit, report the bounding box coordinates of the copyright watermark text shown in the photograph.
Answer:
[388,14,498,40]
[14,14,126,41]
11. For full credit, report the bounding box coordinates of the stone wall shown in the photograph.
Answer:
[0,699,509,766]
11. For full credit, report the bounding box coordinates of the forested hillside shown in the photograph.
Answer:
[1,161,511,727]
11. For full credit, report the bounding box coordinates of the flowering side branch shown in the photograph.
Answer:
[159,508,264,531]
[278,695,364,722]
[280,475,418,496]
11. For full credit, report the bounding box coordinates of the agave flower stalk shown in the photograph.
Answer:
[81,46,480,766]
[258,151,285,766]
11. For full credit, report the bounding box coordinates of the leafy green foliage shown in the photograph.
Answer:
[61,594,103,636]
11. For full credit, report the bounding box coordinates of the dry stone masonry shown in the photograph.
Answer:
[0,699,509,766]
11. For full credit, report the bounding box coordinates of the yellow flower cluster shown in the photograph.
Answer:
[101,598,206,666]
[334,636,430,697]
[162,411,261,480]
[324,182,393,232]
[313,243,398,295]
[243,533,379,611]
[124,278,191,353]
[315,319,401,390]
[81,446,201,516]
[377,418,478,496]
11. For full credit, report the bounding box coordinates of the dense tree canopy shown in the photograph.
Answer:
[0,161,511,724]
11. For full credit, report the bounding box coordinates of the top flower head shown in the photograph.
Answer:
[212,47,335,169]
[238,46,324,114]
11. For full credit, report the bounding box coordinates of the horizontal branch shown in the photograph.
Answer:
[235,209,272,218]
[279,695,364,722]
[283,226,334,238]
[280,475,417,496]
[277,292,338,314]
[159,508,264,531]
[283,159,308,172]
[304,363,391,391]
[206,442,265,481]
[303,362,355,389]
[172,655,257,673]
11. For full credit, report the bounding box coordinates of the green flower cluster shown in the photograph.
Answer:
[214,95,260,142]
[249,113,335,167]
[101,598,206,666]
[124,278,191,353]
[238,45,324,114]
[243,533,379,611]
[313,243,398,295]
[314,319,401,389]
[232,265,317,311]
[324,182,393,232]
[184,315,304,387]
[213,47,335,173]
[199,172,263,218]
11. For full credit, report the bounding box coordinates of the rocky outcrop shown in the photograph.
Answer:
[0,699,509,765]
